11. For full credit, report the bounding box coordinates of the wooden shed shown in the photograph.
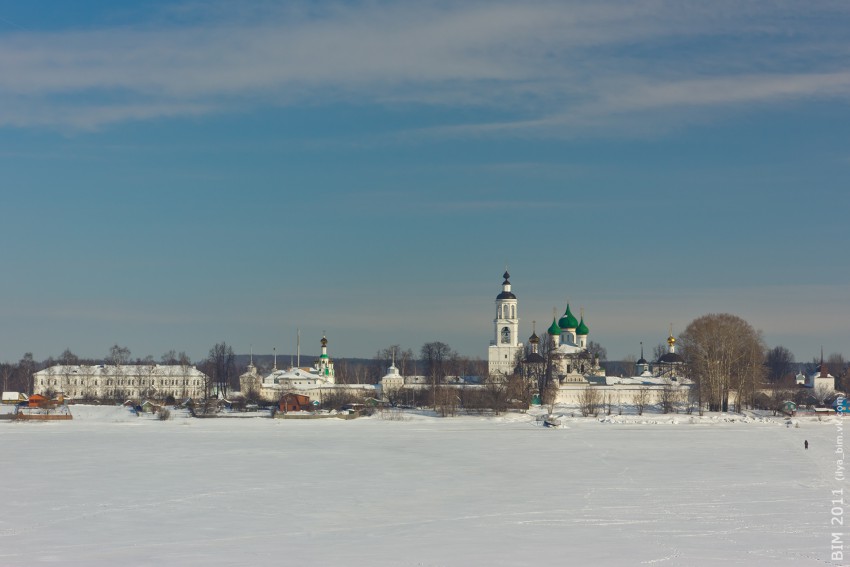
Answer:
[279,393,311,413]
[27,394,50,408]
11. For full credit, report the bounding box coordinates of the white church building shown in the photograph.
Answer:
[485,270,692,407]
[488,271,523,376]
[239,335,378,402]
[487,270,601,380]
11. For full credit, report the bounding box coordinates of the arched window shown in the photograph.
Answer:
[501,327,511,344]
[511,305,516,319]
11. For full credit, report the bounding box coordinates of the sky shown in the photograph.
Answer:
[0,0,848,364]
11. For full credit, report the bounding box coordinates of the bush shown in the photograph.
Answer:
[158,408,171,421]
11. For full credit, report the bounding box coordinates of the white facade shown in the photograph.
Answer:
[488,271,524,375]
[805,368,836,391]
[315,336,335,383]
[33,364,208,400]
[379,362,405,392]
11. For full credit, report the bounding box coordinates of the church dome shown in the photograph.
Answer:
[637,356,648,365]
[528,332,539,344]
[547,318,561,335]
[496,271,516,300]
[525,352,545,364]
[576,316,589,336]
[658,352,684,364]
[558,305,578,329]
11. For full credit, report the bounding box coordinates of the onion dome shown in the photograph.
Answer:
[529,332,540,344]
[525,352,546,364]
[558,304,579,329]
[658,352,684,364]
[496,271,516,300]
[321,336,328,347]
[576,316,589,336]
[547,318,561,335]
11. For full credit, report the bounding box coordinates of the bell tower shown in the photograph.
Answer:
[488,270,523,375]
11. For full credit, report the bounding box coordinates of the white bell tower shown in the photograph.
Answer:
[488,271,523,376]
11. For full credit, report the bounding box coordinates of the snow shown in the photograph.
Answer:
[0,406,839,566]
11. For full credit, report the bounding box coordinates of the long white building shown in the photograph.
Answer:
[33,364,209,400]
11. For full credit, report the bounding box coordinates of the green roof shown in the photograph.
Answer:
[576,316,589,335]
[547,318,561,335]
[559,304,579,329]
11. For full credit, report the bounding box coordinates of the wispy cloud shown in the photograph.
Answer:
[1,1,848,133]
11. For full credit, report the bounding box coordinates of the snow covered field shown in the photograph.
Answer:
[0,406,841,566]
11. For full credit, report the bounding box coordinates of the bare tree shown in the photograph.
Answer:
[206,342,236,397]
[482,376,509,414]
[633,386,651,416]
[175,352,192,400]
[107,345,131,401]
[433,385,459,417]
[813,383,834,406]
[679,313,765,413]
[659,379,678,414]
[11,353,36,394]
[108,344,131,366]
[765,346,795,383]
[767,386,793,416]
[60,348,79,366]
[578,386,601,417]
[138,355,157,400]
[161,350,179,365]
[652,343,667,363]
[0,363,12,394]
[827,353,848,392]
[421,341,455,407]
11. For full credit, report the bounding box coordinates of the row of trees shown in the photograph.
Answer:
[679,313,848,412]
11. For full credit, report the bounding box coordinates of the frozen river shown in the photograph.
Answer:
[0,406,839,566]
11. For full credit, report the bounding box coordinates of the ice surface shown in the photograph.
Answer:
[0,406,838,566]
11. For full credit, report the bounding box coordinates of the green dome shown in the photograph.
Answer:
[576,316,589,335]
[559,304,579,329]
[547,318,561,335]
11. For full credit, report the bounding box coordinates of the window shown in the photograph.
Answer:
[501,327,511,344]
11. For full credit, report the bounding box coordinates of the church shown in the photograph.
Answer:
[487,271,602,382]
[486,270,693,408]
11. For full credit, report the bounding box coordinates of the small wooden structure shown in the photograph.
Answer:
[279,393,311,413]
[27,394,50,408]
[14,395,73,421]
[1,391,28,404]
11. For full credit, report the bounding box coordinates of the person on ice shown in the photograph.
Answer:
[804,440,809,450]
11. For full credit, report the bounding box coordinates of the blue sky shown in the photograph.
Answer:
[0,1,848,364]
